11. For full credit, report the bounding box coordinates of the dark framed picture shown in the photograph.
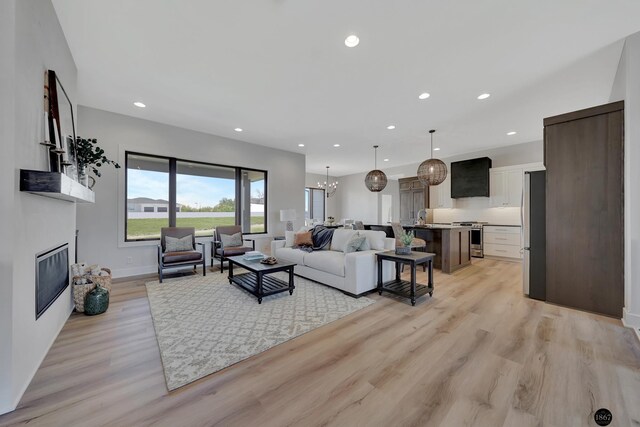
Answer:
[46,70,76,174]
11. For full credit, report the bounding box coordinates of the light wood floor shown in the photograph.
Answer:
[2,259,639,427]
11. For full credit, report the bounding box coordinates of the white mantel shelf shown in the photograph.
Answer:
[20,169,95,203]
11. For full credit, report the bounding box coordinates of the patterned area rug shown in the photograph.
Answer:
[145,271,374,390]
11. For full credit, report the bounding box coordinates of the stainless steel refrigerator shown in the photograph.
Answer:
[522,170,546,300]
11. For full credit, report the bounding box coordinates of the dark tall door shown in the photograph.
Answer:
[544,101,624,317]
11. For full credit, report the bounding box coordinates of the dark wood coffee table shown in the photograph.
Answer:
[376,250,435,306]
[227,256,296,304]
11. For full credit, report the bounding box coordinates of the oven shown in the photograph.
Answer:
[453,222,485,258]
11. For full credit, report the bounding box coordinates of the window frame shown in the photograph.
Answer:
[124,151,268,242]
[305,186,325,222]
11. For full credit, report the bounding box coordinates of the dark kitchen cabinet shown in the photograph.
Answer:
[399,177,429,224]
[544,101,624,318]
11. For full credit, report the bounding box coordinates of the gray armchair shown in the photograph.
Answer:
[211,225,255,273]
[157,227,205,283]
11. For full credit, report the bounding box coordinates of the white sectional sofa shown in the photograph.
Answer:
[271,229,396,296]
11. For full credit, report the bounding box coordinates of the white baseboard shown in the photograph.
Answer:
[110,265,157,279]
[622,308,640,329]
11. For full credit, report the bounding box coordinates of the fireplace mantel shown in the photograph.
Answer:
[20,169,95,203]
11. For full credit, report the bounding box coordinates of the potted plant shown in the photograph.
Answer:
[72,137,120,187]
[396,230,414,255]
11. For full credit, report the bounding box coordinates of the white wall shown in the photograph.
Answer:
[0,0,16,414]
[0,0,78,414]
[336,140,543,225]
[305,172,341,220]
[76,107,306,278]
[610,32,640,329]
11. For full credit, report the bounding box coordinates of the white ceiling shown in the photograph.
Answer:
[52,0,640,176]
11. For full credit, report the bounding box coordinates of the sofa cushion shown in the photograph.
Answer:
[330,229,357,252]
[220,232,243,247]
[359,230,386,250]
[303,250,346,277]
[275,247,306,265]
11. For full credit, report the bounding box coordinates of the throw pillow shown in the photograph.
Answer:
[220,232,243,247]
[344,233,367,253]
[284,230,295,248]
[358,238,371,251]
[294,231,313,247]
[164,235,194,253]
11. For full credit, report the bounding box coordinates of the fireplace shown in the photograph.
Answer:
[35,243,69,319]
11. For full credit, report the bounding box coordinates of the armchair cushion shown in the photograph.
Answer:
[164,234,194,253]
[163,250,203,264]
[216,245,254,256]
[220,232,243,247]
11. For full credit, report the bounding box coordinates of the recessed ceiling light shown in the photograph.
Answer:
[383,158,389,162]
[386,125,396,130]
[477,93,491,100]
[333,144,341,147]
[298,144,305,147]
[344,34,359,47]
[133,101,146,108]
[433,147,441,151]
[507,131,517,136]
[234,128,243,132]
[418,92,430,100]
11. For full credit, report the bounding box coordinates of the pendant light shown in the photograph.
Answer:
[417,129,447,186]
[365,145,388,192]
[318,166,338,197]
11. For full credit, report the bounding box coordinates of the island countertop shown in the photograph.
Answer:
[404,224,472,230]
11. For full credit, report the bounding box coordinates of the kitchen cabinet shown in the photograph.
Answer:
[490,168,523,207]
[483,225,522,260]
[399,177,429,223]
[429,173,454,208]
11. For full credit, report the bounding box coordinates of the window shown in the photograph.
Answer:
[125,152,268,241]
[241,169,266,233]
[176,161,236,237]
[305,187,325,222]
[126,154,170,240]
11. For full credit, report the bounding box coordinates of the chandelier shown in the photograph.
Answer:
[417,129,447,186]
[318,166,339,197]
[365,145,387,192]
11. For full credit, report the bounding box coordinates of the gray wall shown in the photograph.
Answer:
[1,0,78,414]
[76,107,306,278]
[610,32,640,329]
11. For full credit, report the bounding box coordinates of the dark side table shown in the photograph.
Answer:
[376,250,435,306]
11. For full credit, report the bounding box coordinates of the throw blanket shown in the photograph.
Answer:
[294,226,334,252]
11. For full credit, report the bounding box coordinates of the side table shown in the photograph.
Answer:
[376,250,435,306]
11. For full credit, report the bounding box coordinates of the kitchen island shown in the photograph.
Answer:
[365,224,472,274]
[407,225,472,274]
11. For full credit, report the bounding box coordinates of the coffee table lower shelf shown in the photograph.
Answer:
[379,279,433,300]
[230,273,293,303]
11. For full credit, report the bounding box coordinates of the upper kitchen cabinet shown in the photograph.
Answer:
[490,167,523,207]
[399,177,429,223]
[429,173,454,208]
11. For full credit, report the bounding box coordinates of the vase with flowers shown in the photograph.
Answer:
[396,230,415,255]
[72,137,120,188]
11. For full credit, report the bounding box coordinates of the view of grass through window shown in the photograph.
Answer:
[126,154,266,240]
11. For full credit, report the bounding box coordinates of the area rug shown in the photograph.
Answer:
[145,272,374,390]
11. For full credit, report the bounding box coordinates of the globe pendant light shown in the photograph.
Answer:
[365,145,388,192]
[417,129,447,186]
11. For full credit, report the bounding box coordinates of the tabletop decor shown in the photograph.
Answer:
[396,229,415,255]
[72,137,120,187]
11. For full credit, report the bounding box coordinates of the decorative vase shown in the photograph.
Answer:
[84,283,109,315]
[78,165,88,187]
[395,246,411,255]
